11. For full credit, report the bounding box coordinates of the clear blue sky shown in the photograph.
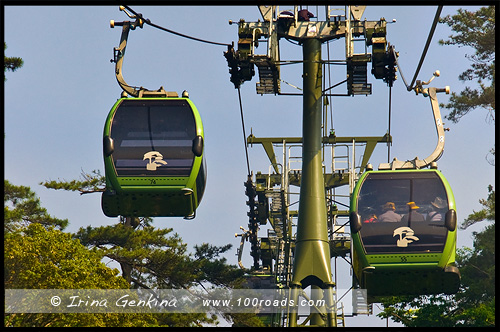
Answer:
[4,5,494,327]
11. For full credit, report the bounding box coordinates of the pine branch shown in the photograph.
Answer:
[41,169,105,195]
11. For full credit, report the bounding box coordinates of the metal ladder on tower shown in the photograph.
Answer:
[255,56,281,95]
[337,302,346,327]
[352,288,373,315]
[268,184,292,287]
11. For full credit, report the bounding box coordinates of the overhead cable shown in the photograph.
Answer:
[396,6,443,91]
[237,87,252,177]
[123,5,232,47]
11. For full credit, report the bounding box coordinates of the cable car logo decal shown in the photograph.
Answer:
[143,151,168,171]
[393,227,420,247]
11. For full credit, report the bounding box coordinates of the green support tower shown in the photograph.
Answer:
[226,5,395,327]
[288,38,336,327]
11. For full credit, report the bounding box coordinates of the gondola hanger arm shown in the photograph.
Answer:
[110,7,174,98]
[110,19,140,97]
[378,71,450,170]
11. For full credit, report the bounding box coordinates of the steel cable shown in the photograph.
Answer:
[123,5,232,47]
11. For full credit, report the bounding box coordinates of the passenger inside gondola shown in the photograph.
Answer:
[401,201,425,223]
[378,202,402,222]
[356,172,450,253]
[426,196,447,222]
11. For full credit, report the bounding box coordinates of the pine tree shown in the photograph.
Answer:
[4,182,157,327]
[41,172,263,326]
[438,6,495,124]
[4,42,24,81]
[5,180,69,232]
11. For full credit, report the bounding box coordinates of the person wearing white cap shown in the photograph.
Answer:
[426,196,447,222]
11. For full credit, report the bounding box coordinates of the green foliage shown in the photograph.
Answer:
[36,167,264,326]
[4,223,158,327]
[193,243,246,288]
[461,184,495,229]
[44,173,249,325]
[378,295,459,327]
[74,219,250,326]
[4,42,24,81]
[227,313,267,327]
[5,223,128,289]
[456,223,495,306]
[438,6,495,123]
[4,180,68,232]
[75,222,190,287]
[5,311,159,328]
[154,312,219,327]
[5,178,257,326]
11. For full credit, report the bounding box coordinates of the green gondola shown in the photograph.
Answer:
[350,169,460,302]
[102,95,206,219]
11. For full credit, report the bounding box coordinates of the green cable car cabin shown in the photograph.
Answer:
[102,96,206,219]
[350,169,460,301]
